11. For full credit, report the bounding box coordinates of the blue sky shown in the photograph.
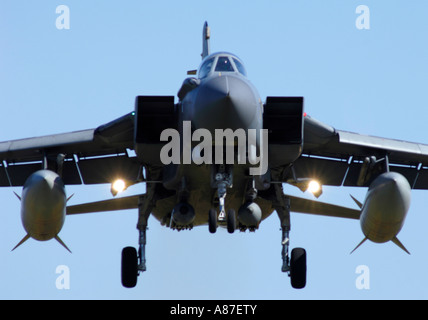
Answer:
[1,1,428,299]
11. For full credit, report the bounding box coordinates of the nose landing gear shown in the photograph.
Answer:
[209,165,236,234]
[208,207,236,234]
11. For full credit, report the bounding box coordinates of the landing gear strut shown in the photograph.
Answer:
[281,226,290,273]
[209,165,235,234]
[275,184,307,289]
[121,193,153,288]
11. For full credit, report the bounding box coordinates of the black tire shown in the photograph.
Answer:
[208,209,217,233]
[121,246,138,288]
[290,248,307,289]
[226,209,236,234]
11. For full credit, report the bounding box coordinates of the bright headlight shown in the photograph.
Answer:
[111,179,126,196]
[308,180,322,198]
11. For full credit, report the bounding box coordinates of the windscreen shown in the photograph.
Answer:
[215,56,235,72]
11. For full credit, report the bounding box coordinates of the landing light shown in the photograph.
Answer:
[308,180,322,198]
[308,180,321,194]
[111,179,126,196]
[288,178,323,198]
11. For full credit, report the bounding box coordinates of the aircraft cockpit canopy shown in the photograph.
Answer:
[215,56,234,72]
[198,53,247,79]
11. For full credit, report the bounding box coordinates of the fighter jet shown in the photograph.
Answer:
[1,21,425,289]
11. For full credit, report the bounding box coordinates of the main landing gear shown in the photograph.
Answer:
[121,194,152,288]
[121,226,147,288]
[275,184,307,289]
[281,226,307,289]
[121,173,307,289]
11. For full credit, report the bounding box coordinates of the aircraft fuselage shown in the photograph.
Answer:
[180,53,263,135]
[150,52,273,230]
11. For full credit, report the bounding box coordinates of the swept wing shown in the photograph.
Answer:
[0,112,140,187]
[283,115,428,190]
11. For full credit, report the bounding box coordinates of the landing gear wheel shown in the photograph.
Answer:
[121,246,138,288]
[208,209,217,234]
[226,209,236,234]
[290,248,307,289]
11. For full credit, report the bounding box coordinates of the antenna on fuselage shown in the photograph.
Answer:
[201,21,210,59]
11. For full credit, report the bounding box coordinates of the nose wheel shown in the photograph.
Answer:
[208,208,217,233]
[208,208,236,234]
[226,209,236,233]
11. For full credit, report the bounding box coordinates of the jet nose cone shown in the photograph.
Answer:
[193,75,259,132]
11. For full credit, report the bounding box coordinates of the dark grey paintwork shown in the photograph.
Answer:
[180,52,262,134]
[1,21,428,278]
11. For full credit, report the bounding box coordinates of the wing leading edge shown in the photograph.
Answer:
[283,115,428,190]
[0,112,139,186]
